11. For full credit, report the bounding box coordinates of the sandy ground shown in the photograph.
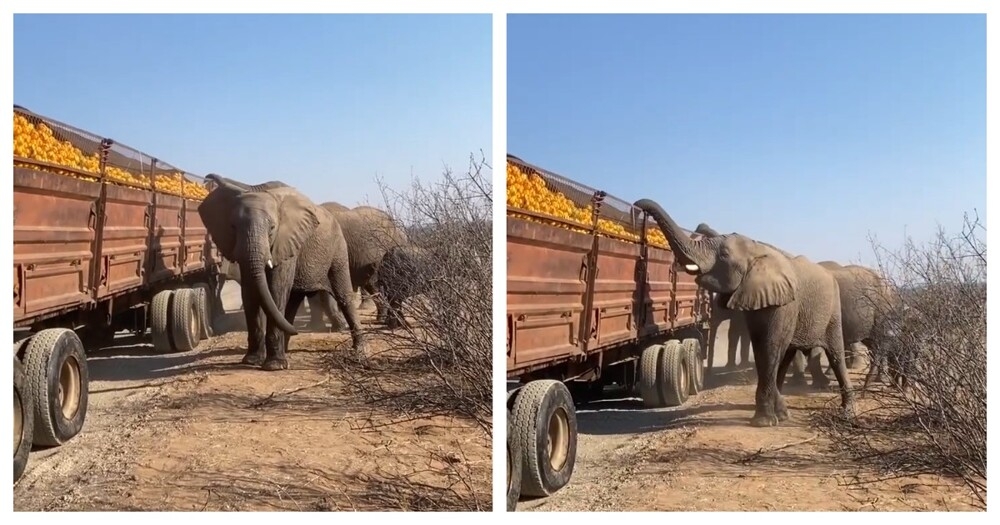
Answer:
[516,320,981,512]
[14,282,490,512]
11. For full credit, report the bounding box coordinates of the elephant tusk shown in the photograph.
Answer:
[684,263,700,273]
[267,259,273,269]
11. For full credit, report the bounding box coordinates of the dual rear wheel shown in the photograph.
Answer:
[150,285,213,353]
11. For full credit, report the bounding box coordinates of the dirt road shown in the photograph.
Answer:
[517,321,979,512]
[14,283,490,511]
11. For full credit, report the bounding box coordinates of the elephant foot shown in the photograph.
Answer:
[842,402,857,421]
[241,352,265,366]
[776,407,790,422]
[261,358,289,371]
[811,376,832,390]
[786,375,808,388]
[749,413,779,427]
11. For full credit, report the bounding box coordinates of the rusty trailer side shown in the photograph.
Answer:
[13,166,219,332]
[506,156,710,382]
[505,154,712,506]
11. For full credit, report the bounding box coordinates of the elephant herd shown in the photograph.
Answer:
[198,174,427,371]
[635,199,903,427]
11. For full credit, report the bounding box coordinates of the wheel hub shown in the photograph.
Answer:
[59,356,82,419]
[547,407,570,471]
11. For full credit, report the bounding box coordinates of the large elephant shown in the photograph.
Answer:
[633,199,855,426]
[198,175,366,370]
[304,203,410,330]
[694,224,830,387]
[694,224,752,370]
[374,244,432,329]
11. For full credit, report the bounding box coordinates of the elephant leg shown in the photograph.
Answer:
[725,321,739,369]
[359,286,377,311]
[328,265,367,352]
[283,292,306,358]
[821,322,855,417]
[385,293,407,329]
[306,293,328,332]
[846,341,867,370]
[774,347,798,393]
[748,313,794,427]
[807,349,830,389]
[262,266,295,372]
[240,281,266,367]
[787,351,808,386]
[322,292,349,333]
[363,282,384,321]
[705,316,718,376]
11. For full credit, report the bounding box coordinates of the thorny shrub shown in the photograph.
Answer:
[817,212,986,508]
[327,152,492,511]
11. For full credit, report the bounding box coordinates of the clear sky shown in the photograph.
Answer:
[14,13,492,208]
[508,14,985,266]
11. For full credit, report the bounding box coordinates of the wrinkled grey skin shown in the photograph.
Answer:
[696,223,828,387]
[305,203,409,331]
[375,244,432,329]
[802,261,901,384]
[695,224,752,370]
[198,175,366,370]
[634,200,855,426]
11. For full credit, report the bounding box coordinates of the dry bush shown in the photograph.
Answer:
[326,152,492,510]
[816,211,986,508]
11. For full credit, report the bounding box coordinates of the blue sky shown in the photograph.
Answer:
[14,14,492,207]
[508,14,985,265]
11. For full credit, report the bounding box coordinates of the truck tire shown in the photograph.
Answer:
[192,284,213,340]
[170,288,201,352]
[150,289,175,353]
[506,407,522,511]
[14,356,34,483]
[511,380,577,497]
[658,340,690,407]
[639,344,664,408]
[683,338,704,395]
[23,328,89,447]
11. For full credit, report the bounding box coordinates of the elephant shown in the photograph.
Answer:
[692,224,840,388]
[198,175,366,370]
[782,261,902,389]
[633,199,855,426]
[374,244,432,329]
[304,203,410,331]
[694,224,752,371]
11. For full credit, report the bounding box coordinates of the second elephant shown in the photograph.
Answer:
[304,203,409,330]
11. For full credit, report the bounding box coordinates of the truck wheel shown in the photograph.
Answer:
[639,344,664,408]
[506,408,522,511]
[192,284,214,340]
[683,338,704,395]
[150,289,175,353]
[170,288,201,352]
[658,340,690,407]
[512,380,577,497]
[14,356,34,483]
[23,328,89,447]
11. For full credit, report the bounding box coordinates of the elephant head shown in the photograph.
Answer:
[633,199,798,311]
[200,174,319,335]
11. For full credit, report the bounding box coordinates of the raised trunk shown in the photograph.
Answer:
[244,244,299,335]
[633,198,715,270]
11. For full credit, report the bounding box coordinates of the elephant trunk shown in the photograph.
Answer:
[243,237,299,335]
[633,198,716,271]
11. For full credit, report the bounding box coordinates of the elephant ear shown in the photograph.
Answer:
[727,254,797,311]
[198,185,242,261]
[271,194,321,265]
